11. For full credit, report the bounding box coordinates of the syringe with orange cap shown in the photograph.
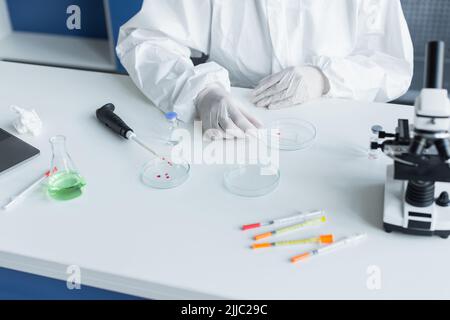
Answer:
[251,234,334,249]
[291,233,367,264]
[253,215,327,241]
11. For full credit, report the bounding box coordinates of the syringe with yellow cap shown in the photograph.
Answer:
[251,234,333,249]
[253,215,327,241]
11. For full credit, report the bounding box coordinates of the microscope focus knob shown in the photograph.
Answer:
[436,192,450,207]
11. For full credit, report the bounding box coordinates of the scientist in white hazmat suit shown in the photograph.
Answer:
[117,0,413,139]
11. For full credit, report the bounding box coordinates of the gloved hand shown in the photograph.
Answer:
[252,66,328,110]
[195,84,263,140]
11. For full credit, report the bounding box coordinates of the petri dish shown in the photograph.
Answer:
[141,157,190,189]
[267,118,316,151]
[224,164,280,197]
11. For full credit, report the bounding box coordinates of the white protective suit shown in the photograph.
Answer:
[117,0,414,122]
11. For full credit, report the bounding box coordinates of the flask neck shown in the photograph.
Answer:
[50,135,68,156]
[49,135,76,173]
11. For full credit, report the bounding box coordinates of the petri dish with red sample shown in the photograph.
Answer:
[141,156,190,189]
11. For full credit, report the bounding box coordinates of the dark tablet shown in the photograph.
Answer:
[0,128,40,175]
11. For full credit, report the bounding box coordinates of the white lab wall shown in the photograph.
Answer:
[0,0,11,39]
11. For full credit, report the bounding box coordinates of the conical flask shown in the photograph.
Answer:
[47,135,86,201]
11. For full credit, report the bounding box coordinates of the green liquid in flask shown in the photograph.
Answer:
[47,171,86,201]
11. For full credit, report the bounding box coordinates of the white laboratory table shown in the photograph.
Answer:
[0,61,449,300]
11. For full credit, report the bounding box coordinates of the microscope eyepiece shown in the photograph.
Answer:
[424,41,446,89]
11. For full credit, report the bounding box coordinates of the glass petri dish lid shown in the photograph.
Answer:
[141,156,190,189]
[224,164,280,197]
[266,118,316,151]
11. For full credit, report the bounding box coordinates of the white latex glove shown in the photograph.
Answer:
[252,66,328,109]
[195,84,263,140]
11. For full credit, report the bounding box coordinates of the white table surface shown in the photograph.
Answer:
[0,61,449,300]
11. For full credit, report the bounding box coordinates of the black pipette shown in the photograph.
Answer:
[96,103,160,158]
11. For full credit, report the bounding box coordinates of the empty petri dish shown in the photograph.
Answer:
[141,157,190,189]
[267,118,316,151]
[224,164,280,197]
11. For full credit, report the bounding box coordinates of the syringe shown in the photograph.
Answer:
[291,233,367,264]
[2,168,56,210]
[242,210,323,230]
[254,215,326,241]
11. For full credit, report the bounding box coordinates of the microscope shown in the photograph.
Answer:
[371,41,450,238]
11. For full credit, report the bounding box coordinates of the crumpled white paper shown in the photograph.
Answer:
[11,105,43,136]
